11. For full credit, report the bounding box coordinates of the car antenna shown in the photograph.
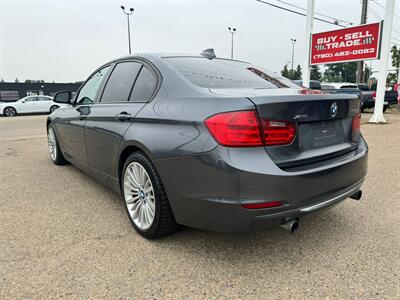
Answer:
[200,48,216,60]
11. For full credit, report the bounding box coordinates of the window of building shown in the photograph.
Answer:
[0,90,20,101]
[26,90,43,96]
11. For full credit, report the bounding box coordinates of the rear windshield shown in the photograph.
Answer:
[163,57,295,89]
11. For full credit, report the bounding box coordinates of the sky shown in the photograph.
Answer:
[0,0,399,82]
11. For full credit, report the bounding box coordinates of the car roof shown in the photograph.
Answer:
[106,53,251,65]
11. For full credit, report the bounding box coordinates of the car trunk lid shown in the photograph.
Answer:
[210,88,361,169]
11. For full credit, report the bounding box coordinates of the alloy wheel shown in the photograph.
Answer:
[47,127,57,161]
[4,107,16,117]
[123,162,156,230]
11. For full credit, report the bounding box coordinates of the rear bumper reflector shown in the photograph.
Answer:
[242,201,283,209]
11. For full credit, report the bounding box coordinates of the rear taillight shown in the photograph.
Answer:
[261,120,296,146]
[242,201,283,209]
[372,91,376,100]
[204,111,263,147]
[352,113,361,141]
[204,110,296,147]
[298,88,323,94]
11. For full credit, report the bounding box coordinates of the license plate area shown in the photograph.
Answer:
[298,118,352,151]
[311,123,337,148]
[265,117,354,168]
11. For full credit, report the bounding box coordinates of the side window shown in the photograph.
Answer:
[26,97,37,102]
[38,96,50,101]
[76,66,110,104]
[129,66,157,102]
[101,62,142,103]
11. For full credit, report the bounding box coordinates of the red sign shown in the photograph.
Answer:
[310,22,382,65]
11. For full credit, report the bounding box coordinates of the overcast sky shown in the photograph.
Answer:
[0,0,399,82]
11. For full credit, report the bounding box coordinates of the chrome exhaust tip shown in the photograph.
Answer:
[350,190,362,201]
[281,219,299,234]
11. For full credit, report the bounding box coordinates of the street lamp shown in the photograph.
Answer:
[228,27,236,60]
[120,5,134,55]
[290,38,296,71]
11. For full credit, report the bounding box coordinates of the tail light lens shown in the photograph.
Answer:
[352,113,361,142]
[204,110,296,147]
[372,91,376,100]
[261,120,296,146]
[298,88,323,94]
[204,111,263,147]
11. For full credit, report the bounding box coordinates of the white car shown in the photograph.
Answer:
[0,95,65,117]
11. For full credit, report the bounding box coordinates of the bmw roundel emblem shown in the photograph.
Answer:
[330,102,338,118]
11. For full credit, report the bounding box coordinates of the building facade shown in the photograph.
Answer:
[0,82,82,102]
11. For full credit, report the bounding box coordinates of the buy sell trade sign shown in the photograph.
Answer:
[310,22,382,65]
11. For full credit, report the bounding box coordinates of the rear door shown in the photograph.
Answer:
[37,96,52,112]
[84,60,159,178]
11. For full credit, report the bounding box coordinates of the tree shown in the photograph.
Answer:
[364,65,372,81]
[281,64,290,78]
[387,45,399,84]
[322,62,357,82]
[14,78,19,83]
[294,65,302,80]
[310,65,321,81]
[391,45,400,69]
[281,64,301,80]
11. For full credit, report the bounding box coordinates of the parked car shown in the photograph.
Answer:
[334,87,363,100]
[292,79,322,90]
[329,82,358,90]
[0,95,63,117]
[47,51,367,238]
[355,83,370,91]
[321,84,336,94]
[343,84,399,112]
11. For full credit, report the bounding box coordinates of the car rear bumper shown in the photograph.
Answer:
[154,137,368,232]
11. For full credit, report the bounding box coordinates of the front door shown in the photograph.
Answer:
[56,65,110,164]
[20,96,38,113]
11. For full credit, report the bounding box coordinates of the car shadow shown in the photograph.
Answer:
[151,207,353,265]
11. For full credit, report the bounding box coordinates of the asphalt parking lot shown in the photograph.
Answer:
[0,112,399,299]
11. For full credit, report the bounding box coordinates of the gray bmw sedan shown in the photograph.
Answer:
[47,50,367,238]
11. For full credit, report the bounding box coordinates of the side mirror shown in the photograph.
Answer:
[21,100,26,103]
[54,91,72,104]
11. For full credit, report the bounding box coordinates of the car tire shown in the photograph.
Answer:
[3,107,17,117]
[383,105,388,113]
[121,152,177,239]
[47,124,67,165]
[50,105,59,113]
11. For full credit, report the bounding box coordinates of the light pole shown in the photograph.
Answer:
[290,38,296,71]
[120,5,134,55]
[228,27,236,60]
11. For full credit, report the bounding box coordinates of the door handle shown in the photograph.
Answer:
[115,112,132,122]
